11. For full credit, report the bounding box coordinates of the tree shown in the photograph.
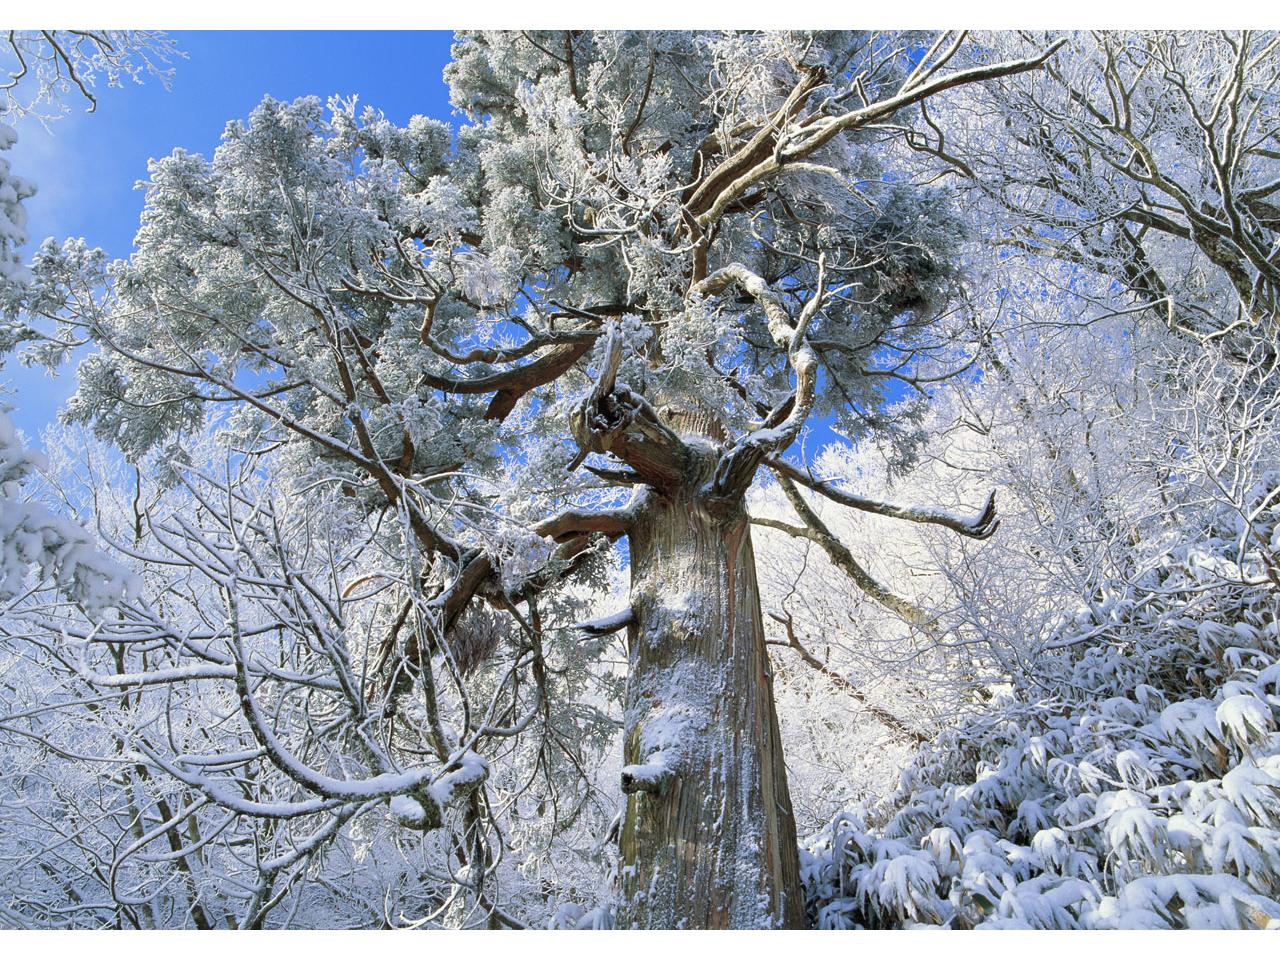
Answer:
[898,31,1280,344]
[4,30,1063,928]
[1,30,177,120]
[742,30,1280,929]
[0,429,536,929]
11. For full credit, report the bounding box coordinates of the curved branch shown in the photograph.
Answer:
[572,607,634,637]
[692,261,827,500]
[688,40,1066,230]
[417,340,595,421]
[768,457,999,539]
[535,505,633,543]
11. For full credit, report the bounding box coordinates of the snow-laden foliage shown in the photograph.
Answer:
[799,331,1280,929]
[0,122,34,287]
[0,412,135,611]
[803,538,1280,929]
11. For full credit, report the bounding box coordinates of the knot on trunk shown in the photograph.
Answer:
[621,752,676,795]
[571,321,635,457]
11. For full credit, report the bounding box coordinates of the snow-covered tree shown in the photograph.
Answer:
[739,30,1280,931]
[1,31,1066,928]
[903,30,1280,346]
[5,28,1277,932]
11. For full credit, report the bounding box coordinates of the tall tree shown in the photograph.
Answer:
[7,30,1060,928]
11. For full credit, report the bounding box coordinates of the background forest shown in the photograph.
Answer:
[0,28,1278,930]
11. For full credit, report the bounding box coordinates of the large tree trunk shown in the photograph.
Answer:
[615,432,806,929]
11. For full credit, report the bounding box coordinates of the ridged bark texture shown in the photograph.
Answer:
[616,440,805,929]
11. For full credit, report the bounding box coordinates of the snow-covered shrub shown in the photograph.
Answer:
[804,538,1280,927]
[802,343,1280,930]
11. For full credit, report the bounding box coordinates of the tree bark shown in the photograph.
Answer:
[615,426,806,929]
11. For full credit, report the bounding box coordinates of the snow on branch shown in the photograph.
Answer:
[572,606,635,637]
[690,259,830,499]
[0,413,138,612]
[769,456,999,540]
[763,474,939,631]
[686,39,1066,231]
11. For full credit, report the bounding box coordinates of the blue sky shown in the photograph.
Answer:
[5,30,454,442]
